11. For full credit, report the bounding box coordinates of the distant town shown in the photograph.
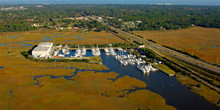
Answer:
[1,6,27,11]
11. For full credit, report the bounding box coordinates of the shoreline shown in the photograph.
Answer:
[151,63,176,76]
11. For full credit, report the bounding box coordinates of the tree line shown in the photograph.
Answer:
[0,4,219,32]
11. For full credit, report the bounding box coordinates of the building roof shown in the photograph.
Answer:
[33,47,51,51]
[38,42,53,47]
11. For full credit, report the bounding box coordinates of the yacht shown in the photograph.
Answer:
[109,47,116,56]
[104,48,111,55]
[104,48,109,53]
[81,47,86,56]
[58,54,65,57]
[64,49,70,55]
[106,52,110,56]
[62,48,66,53]
[92,46,100,56]
[75,47,81,57]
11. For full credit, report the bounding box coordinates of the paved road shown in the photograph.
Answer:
[88,17,220,74]
[88,18,220,91]
[109,25,220,74]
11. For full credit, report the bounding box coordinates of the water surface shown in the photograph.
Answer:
[75,36,79,39]
[59,50,93,57]
[100,51,219,110]
[19,44,32,47]
[34,51,219,110]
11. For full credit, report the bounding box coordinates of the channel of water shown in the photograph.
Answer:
[33,51,219,110]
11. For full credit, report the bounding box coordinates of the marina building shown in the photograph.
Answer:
[32,42,53,58]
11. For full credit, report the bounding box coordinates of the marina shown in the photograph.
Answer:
[32,42,159,74]
[31,42,159,74]
[29,42,220,110]
[32,42,121,58]
[99,51,219,110]
[32,51,220,110]
[114,50,158,74]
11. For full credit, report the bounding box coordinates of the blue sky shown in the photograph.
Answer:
[0,0,220,6]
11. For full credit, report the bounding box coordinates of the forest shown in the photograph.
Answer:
[0,4,219,32]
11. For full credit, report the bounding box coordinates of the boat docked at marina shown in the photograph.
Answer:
[81,47,86,56]
[62,48,66,53]
[137,64,158,74]
[53,50,59,57]
[114,51,158,73]
[58,54,65,57]
[104,48,109,53]
[119,59,128,66]
[62,47,70,55]
[109,47,116,56]
[74,47,82,57]
[104,48,111,55]
[92,46,100,56]
[64,49,70,55]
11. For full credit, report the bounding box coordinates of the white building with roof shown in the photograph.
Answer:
[32,42,53,58]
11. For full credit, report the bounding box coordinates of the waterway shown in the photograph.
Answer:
[59,50,94,57]
[100,51,219,110]
[34,51,219,110]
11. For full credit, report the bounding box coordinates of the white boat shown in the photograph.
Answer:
[76,48,81,53]
[53,51,59,56]
[93,52,100,56]
[95,47,101,55]
[137,65,150,74]
[136,61,140,65]
[92,47,95,53]
[64,49,70,55]
[75,47,82,57]
[115,55,120,60]
[92,46,100,56]
[106,52,110,55]
[129,61,135,65]
[58,54,64,57]
[104,48,109,53]
[62,48,66,53]
[119,59,123,64]
[117,48,123,51]
[122,60,128,66]
[111,52,116,56]
[81,47,86,56]
[109,47,116,56]
[105,47,111,55]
